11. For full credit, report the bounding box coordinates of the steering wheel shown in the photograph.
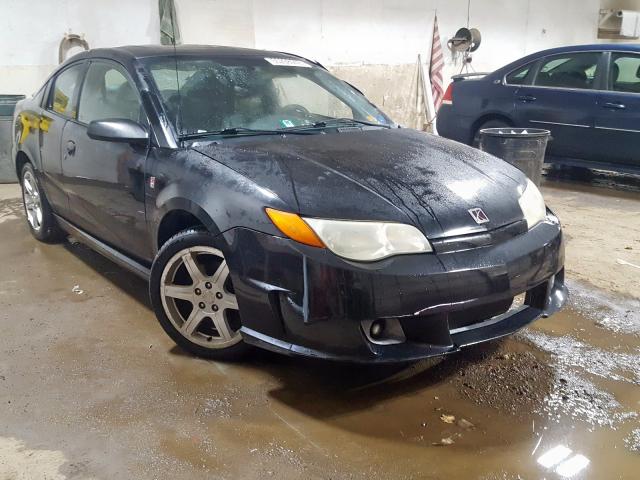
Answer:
[279,104,310,116]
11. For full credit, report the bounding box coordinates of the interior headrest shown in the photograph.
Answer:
[611,63,620,82]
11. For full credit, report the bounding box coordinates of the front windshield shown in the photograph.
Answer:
[143,55,392,136]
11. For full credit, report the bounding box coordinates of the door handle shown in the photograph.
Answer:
[517,95,537,103]
[65,140,76,155]
[602,102,626,110]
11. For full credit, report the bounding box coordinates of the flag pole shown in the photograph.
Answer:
[422,57,437,135]
[415,55,423,130]
[424,12,439,135]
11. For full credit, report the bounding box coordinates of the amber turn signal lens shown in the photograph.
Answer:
[265,208,325,248]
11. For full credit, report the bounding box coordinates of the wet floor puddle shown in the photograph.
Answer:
[137,281,639,478]
[544,168,640,196]
[214,279,639,478]
[0,196,638,479]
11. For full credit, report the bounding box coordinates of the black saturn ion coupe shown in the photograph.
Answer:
[12,45,567,362]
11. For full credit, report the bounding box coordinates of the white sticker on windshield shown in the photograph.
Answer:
[264,57,312,68]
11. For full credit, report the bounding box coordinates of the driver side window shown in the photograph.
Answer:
[272,75,352,119]
[78,62,143,124]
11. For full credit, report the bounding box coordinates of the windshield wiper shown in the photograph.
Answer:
[219,127,283,136]
[180,119,390,140]
[316,118,391,128]
[180,127,315,141]
[281,118,391,131]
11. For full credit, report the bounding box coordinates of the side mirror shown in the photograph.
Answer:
[87,119,149,145]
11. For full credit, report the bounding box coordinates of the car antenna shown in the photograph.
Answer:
[168,3,182,136]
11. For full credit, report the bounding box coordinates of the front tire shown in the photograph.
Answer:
[20,163,65,242]
[149,228,250,360]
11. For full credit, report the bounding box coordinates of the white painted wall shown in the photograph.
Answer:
[173,0,627,124]
[1,0,638,104]
[175,0,613,84]
[176,0,640,126]
[0,0,159,95]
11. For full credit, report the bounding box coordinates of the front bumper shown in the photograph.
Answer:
[223,218,567,363]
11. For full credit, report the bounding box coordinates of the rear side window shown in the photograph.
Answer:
[610,53,640,93]
[505,63,533,85]
[78,62,143,124]
[49,64,84,118]
[534,52,601,90]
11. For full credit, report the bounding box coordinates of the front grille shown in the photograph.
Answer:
[431,219,528,254]
[362,275,556,349]
[396,297,514,346]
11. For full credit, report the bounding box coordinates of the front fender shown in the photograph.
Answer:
[147,147,294,255]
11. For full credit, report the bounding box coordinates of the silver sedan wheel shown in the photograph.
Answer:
[22,170,43,231]
[159,246,242,349]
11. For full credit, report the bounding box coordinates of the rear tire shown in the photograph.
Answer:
[20,163,66,243]
[149,228,251,360]
[472,119,512,148]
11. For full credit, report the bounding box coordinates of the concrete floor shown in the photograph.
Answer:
[0,177,638,479]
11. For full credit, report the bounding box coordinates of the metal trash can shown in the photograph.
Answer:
[0,94,26,183]
[479,128,551,187]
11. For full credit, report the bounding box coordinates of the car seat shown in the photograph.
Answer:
[610,63,620,90]
[551,70,588,89]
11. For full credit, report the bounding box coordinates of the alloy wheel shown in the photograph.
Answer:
[159,246,242,349]
[22,170,43,231]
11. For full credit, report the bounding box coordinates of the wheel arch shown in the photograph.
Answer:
[15,150,32,179]
[154,198,221,252]
[13,108,44,178]
[469,113,515,144]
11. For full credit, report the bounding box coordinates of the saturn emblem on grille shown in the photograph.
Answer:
[468,208,490,224]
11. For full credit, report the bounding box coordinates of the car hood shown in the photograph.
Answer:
[192,129,528,239]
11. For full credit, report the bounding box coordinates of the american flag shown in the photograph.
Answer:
[430,16,445,111]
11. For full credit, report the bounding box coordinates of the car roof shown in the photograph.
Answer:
[69,44,308,63]
[532,43,640,56]
[493,43,640,76]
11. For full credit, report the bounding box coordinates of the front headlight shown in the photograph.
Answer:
[303,218,432,261]
[304,218,432,262]
[518,179,547,229]
[265,208,432,262]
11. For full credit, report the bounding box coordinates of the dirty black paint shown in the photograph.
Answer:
[194,128,528,238]
[11,45,567,362]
